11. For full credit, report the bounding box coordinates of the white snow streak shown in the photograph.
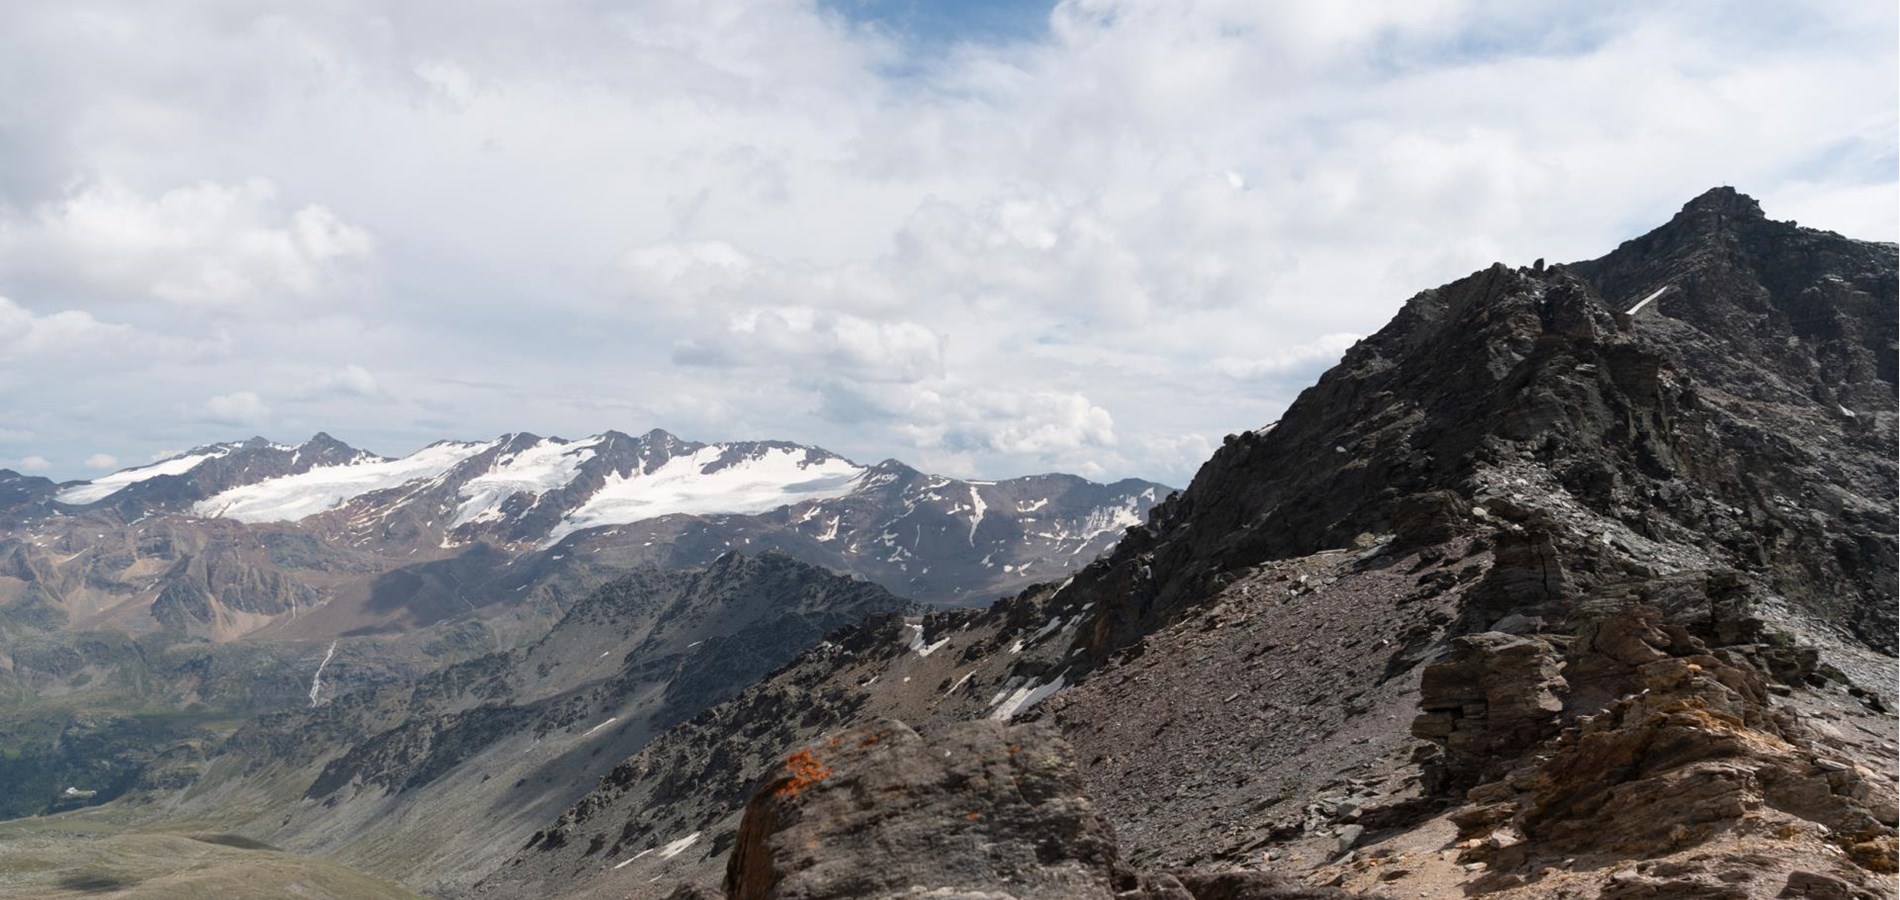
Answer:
[308,640,338,707]
[613,848,654,869]
[1626,285,1668,316]
[57,448,233,505]
[452,436,602,526]
[544,446,863,545]
[966,485,986,544]
[905,622,949,657]
[658,832,701,859]
[195,441,493,523]
[989,673,1067,721]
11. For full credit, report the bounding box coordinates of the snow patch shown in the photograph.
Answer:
[452,436,602,526]
[545,446,864,545]
[613,848,654,869]
[194,441,494,523]
[658,832,701,859]
[307,640,338,707]
[989,672,1067,721]
[905,622,949,657]
[966,485,986,544]
[1029,617,1063,642]
[57,448,234,505]
[1626,285,1668,316]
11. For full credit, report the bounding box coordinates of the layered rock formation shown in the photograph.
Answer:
[703,718,1357,900]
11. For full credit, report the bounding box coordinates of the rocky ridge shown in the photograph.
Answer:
[465,190,1897,900]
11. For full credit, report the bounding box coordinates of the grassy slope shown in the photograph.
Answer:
[0,816,421,899]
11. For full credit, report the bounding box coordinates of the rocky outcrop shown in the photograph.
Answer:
[712,718,1362,900]
[1413,606,1897,896]
[721,718,1179,899]
[1411,632,1566,794]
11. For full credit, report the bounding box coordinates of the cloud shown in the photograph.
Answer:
[0,177,373,308]
[0,428,34,444]
[16,455,50,472]
[84,453,118,470]
[0,0,1890,484]
[1211,334,1364,380]
[310,364,382,398]
[0,296,140,360]
[204,391,272,426]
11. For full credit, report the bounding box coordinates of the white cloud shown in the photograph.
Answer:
[1,177,372,307]
[0,296,139,360]
[16,455,50,472]
[1211,334,1364,380]
[0,0,1889,484]
[204,391,272,426]
[84,453,118,470]
[314,364,382,397]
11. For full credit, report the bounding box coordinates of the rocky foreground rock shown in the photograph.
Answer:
[678,718,1356,900]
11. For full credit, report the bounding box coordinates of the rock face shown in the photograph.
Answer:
[715,719,1354,900]
[1411,632,1566,794]
[723,718,1176,900]
[1416,606,1898,898]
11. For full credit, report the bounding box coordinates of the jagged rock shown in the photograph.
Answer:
[1391,491,1472,548]
[1462,520,1575,629]
[1412,632,1566,793]
[1421,607,1897,895]
[723,718,1188,900]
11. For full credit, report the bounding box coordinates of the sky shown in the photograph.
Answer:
[0,0,1894,487]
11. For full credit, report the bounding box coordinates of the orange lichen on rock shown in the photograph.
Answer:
[773,749,832,798]
[1844,833,1898,873]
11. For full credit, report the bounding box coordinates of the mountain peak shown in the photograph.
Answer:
[1673,185,1765,222]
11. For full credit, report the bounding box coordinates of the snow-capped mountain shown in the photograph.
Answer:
[50,433,373,509]
[2,429,1171,637]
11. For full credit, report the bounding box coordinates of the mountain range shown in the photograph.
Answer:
[1,428,1168,640]
[0,430,1166,829]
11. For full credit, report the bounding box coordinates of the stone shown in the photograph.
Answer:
[724,718,1186,900]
